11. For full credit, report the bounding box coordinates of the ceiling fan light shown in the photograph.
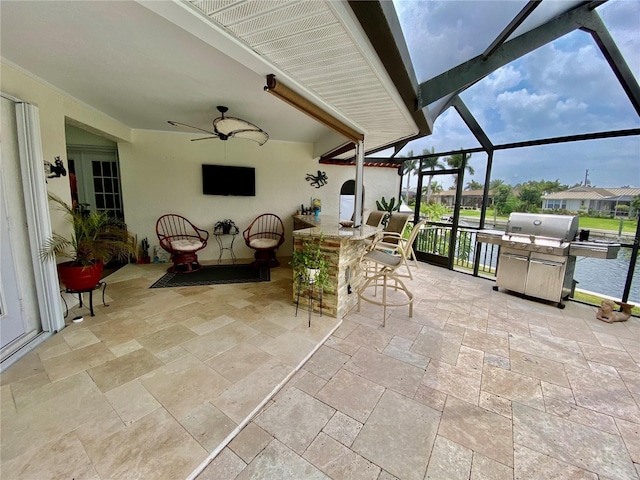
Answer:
[168,106,268,145]
[233,129,269,146]
[215,117,256,134]
[214,116,268,146]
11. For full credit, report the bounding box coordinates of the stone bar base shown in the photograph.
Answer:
[292,215,380,319]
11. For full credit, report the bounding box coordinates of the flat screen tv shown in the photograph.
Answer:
[202,164,255,196]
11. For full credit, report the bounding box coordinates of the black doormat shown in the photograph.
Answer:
[150,264,270,288]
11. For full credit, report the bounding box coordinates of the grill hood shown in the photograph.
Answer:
[506,213,579,242]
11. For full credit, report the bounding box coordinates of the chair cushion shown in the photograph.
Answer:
[364,249,402,268]
[170,238,204,252]
[250,238,279,249]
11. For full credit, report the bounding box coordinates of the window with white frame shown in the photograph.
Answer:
[545,199,566,210]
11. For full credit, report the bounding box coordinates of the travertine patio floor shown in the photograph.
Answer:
[1,261,639,480]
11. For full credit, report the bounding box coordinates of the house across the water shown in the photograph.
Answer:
[542,186,640,216]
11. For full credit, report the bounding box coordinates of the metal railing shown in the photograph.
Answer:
[414,226,449,256]
[475,238,500,277]
[414,225,499,277]
[414,224,639,306]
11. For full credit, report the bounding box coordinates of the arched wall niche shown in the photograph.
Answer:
[339,179,365,222]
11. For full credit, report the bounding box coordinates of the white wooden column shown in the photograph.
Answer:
[353,140,365,227]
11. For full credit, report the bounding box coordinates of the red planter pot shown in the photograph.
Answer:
[57,261,103,291]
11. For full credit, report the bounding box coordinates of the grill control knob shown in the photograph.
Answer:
[546,247,554,253]
[534,245,540,251]
[509,241,515,247]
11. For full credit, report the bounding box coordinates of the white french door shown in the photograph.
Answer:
[0,197,27,350]
[67,146,123,220]
[0,94,64,367]
[1,97,35,354]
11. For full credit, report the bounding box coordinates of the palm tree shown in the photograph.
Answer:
[402,150,419,203]
[489,179,506,190]
[446,152,474,187]
[422,180,443,196]
[421,147,445,204]
[465,180,483,191]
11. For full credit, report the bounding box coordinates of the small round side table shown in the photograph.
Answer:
[213,230,238,264]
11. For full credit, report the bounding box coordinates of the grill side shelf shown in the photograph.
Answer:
[476,230,503,245]
[569,243,620,259]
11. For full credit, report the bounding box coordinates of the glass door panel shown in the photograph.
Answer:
[414,169,459,268]
[67,146,124,220]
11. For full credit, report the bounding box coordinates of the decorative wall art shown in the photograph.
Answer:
[306,170,328,188]
[44,156,67,179]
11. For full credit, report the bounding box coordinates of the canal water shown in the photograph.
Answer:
[573,253,639,303]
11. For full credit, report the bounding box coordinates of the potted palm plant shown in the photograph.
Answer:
[40,194,135,291]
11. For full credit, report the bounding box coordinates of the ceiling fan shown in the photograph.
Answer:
[168,106,269,146]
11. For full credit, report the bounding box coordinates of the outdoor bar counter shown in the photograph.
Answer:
[292,215,381,318]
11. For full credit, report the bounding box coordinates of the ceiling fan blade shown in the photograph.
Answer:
[229,129,269,146]
[214,116,261,133]
[190,136,219,142]
[167,120,217,136]
[170,108,268,145]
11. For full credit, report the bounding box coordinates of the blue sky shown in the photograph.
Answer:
[390,0,640,190]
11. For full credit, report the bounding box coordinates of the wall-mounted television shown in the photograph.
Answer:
[202,164,255,196]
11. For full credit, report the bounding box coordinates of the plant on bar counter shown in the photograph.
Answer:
[290,234,332,291]
[214,218,238,234]
[376,196,402,226]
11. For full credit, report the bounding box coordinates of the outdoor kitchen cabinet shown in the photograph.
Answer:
[496,248,575,307]
[488,213,620,309]
[495,248,528,294]
[526,252,575,304]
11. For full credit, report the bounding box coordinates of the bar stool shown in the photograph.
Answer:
[365,211,385,227]
[371,218,427,280]
[364,212,411,251]
[357,219,427,325]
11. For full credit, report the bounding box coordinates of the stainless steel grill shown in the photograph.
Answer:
[479,213,620,308]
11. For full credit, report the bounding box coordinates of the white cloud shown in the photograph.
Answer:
[463,65,523,123]
[491,138,640,188]
[553,97,589,117]
[459,32,638,143]
[524,41,628,108]
[483,66,523,92]
[491,89,594,140]
[496,89,557,112]
[600,0,640,78]
[393,0,524,81]
[393,0,640,188]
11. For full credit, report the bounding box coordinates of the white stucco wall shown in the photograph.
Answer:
[1,62,132,235]
[567,199,584,211]
[66,124,117,147]
[2,60,400,264]
[118,130,399,262]
[2,64,72,234]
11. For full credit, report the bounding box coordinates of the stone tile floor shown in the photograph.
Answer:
[0,263,338,479]
[1,261,639,479]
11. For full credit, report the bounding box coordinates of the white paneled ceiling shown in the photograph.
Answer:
[187,0,419,151]
[0,0,419,157]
